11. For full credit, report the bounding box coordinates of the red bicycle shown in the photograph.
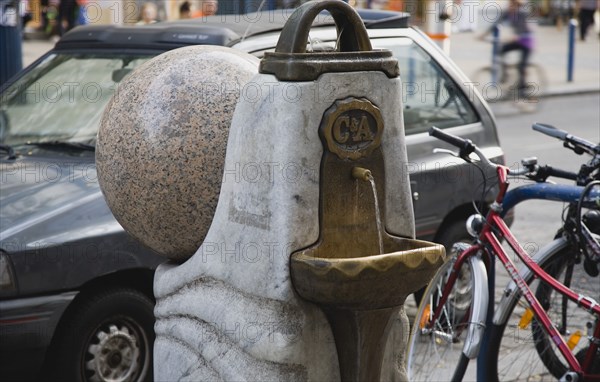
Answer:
[407,124,600,381]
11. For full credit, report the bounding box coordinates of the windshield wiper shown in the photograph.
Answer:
[26,141,96,151]
[0,144,16,159]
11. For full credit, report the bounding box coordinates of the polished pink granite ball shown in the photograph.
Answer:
[97,46,259,261]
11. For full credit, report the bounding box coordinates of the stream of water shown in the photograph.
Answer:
[367,174,384,255]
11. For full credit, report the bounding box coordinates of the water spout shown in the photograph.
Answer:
[352,167,384,255]
[351,166,372,182]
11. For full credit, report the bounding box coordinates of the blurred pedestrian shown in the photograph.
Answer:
[58,0,76,35]
[578,0,598,41]
[76,0,87,26]
[480,0,534,98]
[136,2,157,25]
[180,1,191,19]
[39,0,49,32]
[192,0,217,18]
[20,0,32,31]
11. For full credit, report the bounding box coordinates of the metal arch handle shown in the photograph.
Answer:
[275,0,372,54]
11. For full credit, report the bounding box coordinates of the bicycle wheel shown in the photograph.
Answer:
[407,246,488,381]
[471,64,547,105]
[471,66,515,102]
[521,63,547,104]
[485,241,600,381]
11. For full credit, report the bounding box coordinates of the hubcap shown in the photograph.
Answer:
[86,323,141,382]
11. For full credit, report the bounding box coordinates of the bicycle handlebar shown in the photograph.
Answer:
[538,165,578,182]
[532,123,568,140]
[429,127,582,182]
[429,126,497,171]
[532,122,600,155]
[429,127,474,154]
[510,164,579,181]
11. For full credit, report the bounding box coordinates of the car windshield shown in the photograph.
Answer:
[0,53,153,147]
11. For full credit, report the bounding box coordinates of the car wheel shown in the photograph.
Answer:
[49,287,154,382]
[435,219,472,250]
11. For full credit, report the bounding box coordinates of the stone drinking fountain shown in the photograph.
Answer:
[97,1,445,380]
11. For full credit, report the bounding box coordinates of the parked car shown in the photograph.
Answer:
[0,9,505,381]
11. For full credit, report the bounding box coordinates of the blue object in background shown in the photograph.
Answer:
[0,0,23,87]
[491,24,500,84]
[502,183,600,216]
[567,18,576,82]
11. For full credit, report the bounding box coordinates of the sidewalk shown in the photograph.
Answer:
[21,22,600,96]
[22,39,54,67]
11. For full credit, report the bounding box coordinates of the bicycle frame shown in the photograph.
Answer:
[426,165,600,379]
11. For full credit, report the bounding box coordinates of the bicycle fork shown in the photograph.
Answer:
[425,244,489,360]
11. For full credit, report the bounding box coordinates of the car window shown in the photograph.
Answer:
[372,37,479,135]
[0,54,152,146]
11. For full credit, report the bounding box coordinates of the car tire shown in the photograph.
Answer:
[435,219,471,250]
[414,219,471,304]
[48,287,154,382]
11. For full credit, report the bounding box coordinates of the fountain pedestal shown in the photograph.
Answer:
[325,307,397,381]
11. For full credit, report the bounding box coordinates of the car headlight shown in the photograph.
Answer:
[0,251,17,296]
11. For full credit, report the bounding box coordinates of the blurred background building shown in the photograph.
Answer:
[18,1,599,34]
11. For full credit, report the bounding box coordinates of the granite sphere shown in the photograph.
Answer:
[96,45,259,262]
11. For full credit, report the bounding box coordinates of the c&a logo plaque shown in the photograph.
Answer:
[320,97,383,160]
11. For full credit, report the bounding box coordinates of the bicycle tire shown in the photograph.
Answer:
[407,248,488,381]
[485,238,600,381]
[471,66,515,103]
[471,64,547,106]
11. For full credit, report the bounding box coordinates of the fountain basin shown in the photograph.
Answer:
[291,237,445,310]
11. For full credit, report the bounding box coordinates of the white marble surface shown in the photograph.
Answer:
[154,70,414,381]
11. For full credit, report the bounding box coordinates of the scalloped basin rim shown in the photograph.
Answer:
[290,241,446,309]
[291,244,445,278]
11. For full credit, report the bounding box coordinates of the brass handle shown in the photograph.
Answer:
[274,0,372,54]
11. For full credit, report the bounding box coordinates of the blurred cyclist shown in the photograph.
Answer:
[480,0,535,99]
